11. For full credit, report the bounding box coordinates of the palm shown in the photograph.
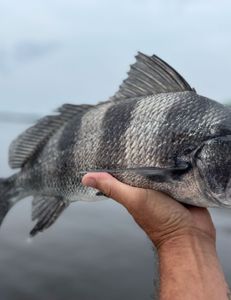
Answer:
[82,172,216,246]
[124,188,216,246]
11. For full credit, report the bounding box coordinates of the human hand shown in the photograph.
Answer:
[82,173,230,299]
[82,172,216,249]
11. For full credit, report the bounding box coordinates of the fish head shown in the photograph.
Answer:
[194,135,231,207]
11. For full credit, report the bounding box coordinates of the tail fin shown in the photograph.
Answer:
[0,175,21,226]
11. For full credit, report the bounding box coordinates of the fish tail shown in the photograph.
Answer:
[0,174,23,226]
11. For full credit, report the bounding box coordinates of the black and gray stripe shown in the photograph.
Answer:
[96,98,139,169]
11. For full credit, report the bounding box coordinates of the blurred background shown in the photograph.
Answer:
[0,0,231,299]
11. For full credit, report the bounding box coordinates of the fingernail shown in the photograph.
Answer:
[84,177,96,188]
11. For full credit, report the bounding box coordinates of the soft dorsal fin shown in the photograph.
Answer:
[110,52,194,101]
[9,104,92,169]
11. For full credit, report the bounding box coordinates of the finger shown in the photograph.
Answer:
[82,172,148,208]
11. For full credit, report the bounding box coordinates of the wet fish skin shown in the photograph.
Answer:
[1,52,231,236]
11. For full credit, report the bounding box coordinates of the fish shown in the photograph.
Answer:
[1,52,231,236]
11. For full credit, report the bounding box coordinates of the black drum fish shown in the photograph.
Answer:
[1,52,231,236]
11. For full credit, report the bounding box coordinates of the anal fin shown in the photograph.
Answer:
[31,195,69,236]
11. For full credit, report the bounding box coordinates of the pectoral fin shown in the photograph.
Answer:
[80,162,190,182]
[31,196,69,236]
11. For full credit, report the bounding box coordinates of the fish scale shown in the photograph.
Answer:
[1,52,231,236]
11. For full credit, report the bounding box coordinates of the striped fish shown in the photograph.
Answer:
[1,52,231,236]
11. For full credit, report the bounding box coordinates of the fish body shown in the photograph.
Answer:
[1,52,231,236]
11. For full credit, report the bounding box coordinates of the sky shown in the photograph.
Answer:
[0,0,231,115]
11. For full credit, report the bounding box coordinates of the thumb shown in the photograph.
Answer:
[82,172,191,246]
[82,172,148,209]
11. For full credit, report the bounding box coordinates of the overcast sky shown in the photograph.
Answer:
[0,0,231,114]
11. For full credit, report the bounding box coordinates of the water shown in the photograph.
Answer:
[1,0,231,299]
[0,125,159,300]
[1,128,231,300]
[0,200,157,300]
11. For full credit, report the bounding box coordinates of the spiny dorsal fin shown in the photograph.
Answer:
[9,104,92,169]
[31,195,69,236]
[110,52,194,101]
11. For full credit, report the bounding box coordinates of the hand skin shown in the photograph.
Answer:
[82,172,230,300]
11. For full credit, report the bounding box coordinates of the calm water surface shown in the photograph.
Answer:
[0,126,159,300]
[1,116,231,300]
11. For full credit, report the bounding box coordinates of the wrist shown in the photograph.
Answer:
[157,230,228,300]
[149,226,216,252]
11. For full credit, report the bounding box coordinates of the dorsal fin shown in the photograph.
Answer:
[110,52,194,101]
[9,104,92,169]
